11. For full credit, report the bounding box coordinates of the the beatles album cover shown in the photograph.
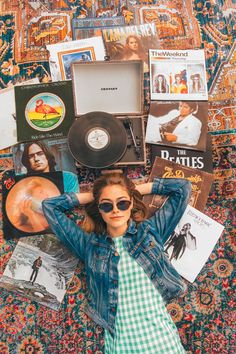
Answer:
[150,133,213,173]
[2,170,64,238]
[15,81,75,142]
[0,233,78,311]
[149,49,208,101]
[102,23,159,72]
[145,101,208,151]
[164,205,224,283]
[143,157,214,216]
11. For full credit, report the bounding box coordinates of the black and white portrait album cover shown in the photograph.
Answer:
[164,205,225,283]
[0,234,78,311]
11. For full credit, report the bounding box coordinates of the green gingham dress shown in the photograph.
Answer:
[105,237,186,354]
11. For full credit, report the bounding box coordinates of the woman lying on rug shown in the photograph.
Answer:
[42,172,191,353]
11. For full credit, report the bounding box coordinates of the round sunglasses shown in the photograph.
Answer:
[98,200,132,213]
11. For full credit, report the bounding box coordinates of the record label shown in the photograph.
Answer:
[86,127,110,150]
[68,111,127,168]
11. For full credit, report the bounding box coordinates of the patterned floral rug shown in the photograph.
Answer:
[0,1,235,353]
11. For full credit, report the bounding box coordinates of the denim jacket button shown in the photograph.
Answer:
[114,251,119,257]
[150,241,155,247]
[151,272,156,279]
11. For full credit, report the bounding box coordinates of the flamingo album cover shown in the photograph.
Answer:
[15,81,75,142]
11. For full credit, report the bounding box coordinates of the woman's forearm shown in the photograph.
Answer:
[135,182,153,196]
[75,192,94,205]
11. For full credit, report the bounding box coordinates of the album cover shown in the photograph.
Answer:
[145,101,208,151]
[12,138,77,175]
[0,233,78,310]
[102,23,159,72]
[2,170,64,238]
[72,16,125,40]
[149,49,208,101]
[0,78,39,150]
[150,133,213,173]
[47,36,106,81]
[143,157,214,216]
[15,81,75,142]
[164,205,224,282]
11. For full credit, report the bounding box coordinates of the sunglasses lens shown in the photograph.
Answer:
[98,200,131,213]
[117,200,131,210]
[98,202,113,213]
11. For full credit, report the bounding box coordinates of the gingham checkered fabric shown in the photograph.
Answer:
[105,237,186,354]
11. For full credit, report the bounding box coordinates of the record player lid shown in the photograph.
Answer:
[71,60,144,116]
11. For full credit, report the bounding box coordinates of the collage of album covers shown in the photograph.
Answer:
[0,10,220,311]
[149,49,208,101]
[0,234,78,310]
[164,205,224,283]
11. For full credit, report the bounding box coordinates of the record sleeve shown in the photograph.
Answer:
[15,81,75,142]
[150,133,213,173]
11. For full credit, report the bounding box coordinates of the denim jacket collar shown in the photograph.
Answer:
[103,219,137,242]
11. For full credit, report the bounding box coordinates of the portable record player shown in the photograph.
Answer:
[69,60,146,168]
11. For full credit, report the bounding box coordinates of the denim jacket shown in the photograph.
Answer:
[42,178,191,335]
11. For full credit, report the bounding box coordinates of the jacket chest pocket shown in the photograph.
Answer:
[141,237,162,261]
[90,248,109,273]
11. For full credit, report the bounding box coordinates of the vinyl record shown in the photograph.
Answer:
[68,111,127,168]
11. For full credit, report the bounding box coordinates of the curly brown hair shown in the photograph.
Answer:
[82,173,147,234]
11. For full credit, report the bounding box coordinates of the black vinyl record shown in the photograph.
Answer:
[68,111,127,168]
